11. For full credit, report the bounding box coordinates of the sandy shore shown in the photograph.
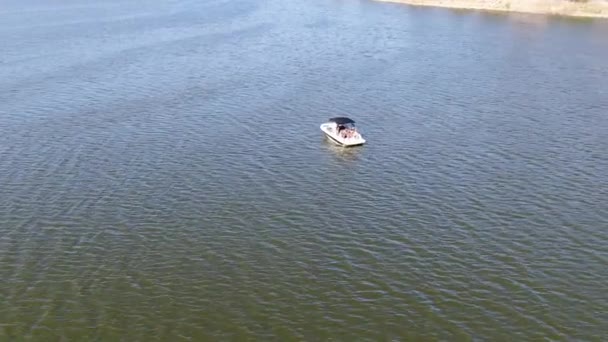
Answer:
[376,0,608,18]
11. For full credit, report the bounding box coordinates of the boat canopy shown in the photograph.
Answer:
[329,117,355,125]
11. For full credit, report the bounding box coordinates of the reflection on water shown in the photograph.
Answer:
[322,137,364,163]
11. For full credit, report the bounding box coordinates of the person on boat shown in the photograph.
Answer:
[337,125,346,138]
[342,129,349,139]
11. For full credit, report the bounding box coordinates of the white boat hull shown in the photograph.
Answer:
[320,123,366,147]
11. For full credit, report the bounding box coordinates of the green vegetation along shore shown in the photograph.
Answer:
[376,0,608,18]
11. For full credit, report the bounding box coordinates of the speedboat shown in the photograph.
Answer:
[320,117,366,147]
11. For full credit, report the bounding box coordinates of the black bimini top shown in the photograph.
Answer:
[329,117,355,124]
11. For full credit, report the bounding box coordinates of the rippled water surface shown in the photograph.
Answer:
[1,0,608,340]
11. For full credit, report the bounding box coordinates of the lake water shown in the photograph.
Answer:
[1,0,607,340]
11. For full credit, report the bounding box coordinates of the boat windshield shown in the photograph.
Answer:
[337,122,356,130]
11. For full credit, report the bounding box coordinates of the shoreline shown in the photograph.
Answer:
[375,0,608,18]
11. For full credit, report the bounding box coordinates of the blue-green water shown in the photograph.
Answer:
[1,0,607,340]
